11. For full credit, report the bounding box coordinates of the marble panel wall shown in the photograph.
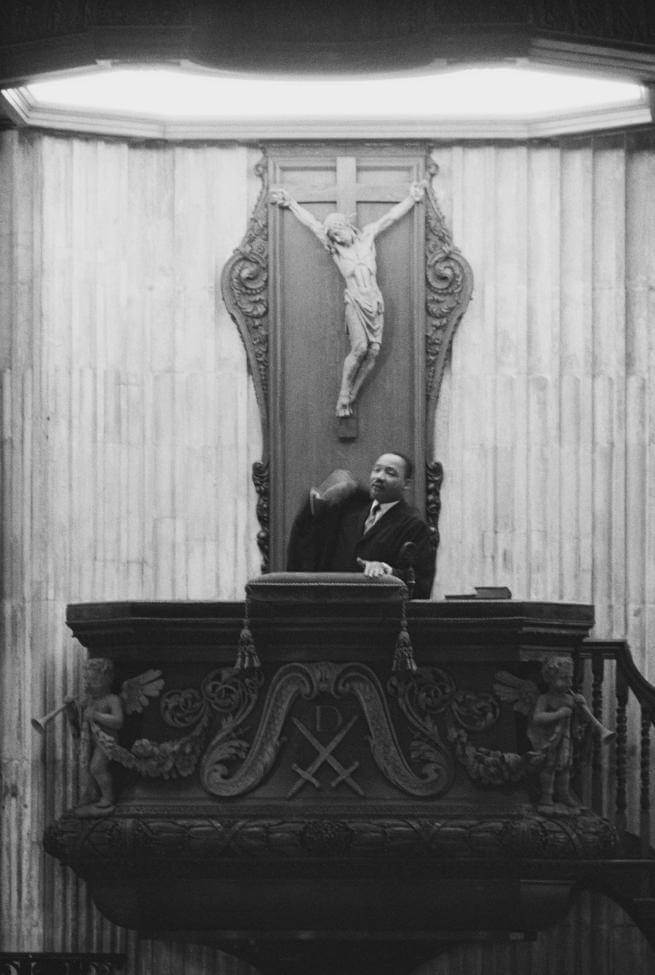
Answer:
[1,128,654,973]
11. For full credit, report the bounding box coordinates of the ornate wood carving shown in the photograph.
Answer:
[251,459,270,572]
[389,665,538,789]
[47,596,623,950]
[45,807,617,876]
[221,158,270,435]
[424,159,474,442]
[201,660,455,798]
[425,459,444,545]
[94,666,264,781]
[222,159,271,569]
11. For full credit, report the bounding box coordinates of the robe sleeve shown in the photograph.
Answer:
[388,517,436,599]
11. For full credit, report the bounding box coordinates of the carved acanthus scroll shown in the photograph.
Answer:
[222,158,269,428]
[221,159,271,571]
[424,159,474,441]
[201,661,455,798]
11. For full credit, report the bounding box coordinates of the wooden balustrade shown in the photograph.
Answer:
[581,640,655,858]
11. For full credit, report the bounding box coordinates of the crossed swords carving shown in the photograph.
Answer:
[287,714,364,797]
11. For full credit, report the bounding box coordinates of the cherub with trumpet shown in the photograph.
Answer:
[494,655,614,814]
[33,657,163,817]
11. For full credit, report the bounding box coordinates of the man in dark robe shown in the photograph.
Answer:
[287,451,435,598]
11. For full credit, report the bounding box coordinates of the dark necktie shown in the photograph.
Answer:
[364,500,381,533]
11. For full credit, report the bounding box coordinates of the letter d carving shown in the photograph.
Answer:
[315,705,343,734]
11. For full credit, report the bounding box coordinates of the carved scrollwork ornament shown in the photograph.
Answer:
[451,690,500,732]
[201,666,264,721]
[389,666,457,730]
[95,667,264,782]
[160,687,204,729]
[222,156,271,571]
[201,661,455,798]
[222,156,269,429]
[424,158,474,439]
[389,665,547,789]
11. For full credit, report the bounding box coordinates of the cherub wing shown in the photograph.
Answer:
[493,671,539,716]
[121,669,165,715]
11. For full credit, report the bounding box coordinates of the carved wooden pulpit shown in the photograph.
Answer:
[222,144,473,570]
[48,588,618,975]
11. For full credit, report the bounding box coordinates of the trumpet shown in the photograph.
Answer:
[31,700,73,734]
[568,694,615,743]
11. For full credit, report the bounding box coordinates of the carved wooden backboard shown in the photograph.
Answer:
[222,143,473,573]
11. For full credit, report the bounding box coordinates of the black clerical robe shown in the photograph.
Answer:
[287,489,435,598]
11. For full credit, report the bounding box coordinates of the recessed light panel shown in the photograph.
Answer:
[2,64,649,138]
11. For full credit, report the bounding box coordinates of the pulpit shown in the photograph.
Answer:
[46,578,618,975]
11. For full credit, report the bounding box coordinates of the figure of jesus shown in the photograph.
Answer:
[271,180,427,418]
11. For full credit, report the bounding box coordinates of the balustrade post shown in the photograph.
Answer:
[616,668,629,837]
[640,704,653,857]
[591,654,605,815]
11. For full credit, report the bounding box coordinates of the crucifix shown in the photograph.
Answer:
[271,155,426,440]
[225,146,473,571]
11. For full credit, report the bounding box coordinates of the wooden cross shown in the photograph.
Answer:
[278,154,419,440]
[292,154,411,220]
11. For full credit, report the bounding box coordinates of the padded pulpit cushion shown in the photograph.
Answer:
[245,572,407,604]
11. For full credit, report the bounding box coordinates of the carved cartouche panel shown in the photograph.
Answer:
[201,661,456,799]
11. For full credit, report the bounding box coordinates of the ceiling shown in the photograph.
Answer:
[2,0,655,83]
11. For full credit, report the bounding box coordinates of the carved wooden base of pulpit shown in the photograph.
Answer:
[46,578,619,975]
[46,807,615,974]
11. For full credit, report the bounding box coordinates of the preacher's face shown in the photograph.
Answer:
[369,453,409,504]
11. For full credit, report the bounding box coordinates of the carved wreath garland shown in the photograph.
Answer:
[99,664,552,793]
[388,666,546,787]
[97,667,264,780]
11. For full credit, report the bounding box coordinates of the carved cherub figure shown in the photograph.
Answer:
[494,656,614,815]
[65,658,163,818]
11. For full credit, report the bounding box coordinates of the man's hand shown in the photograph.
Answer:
[357,557,393,579]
